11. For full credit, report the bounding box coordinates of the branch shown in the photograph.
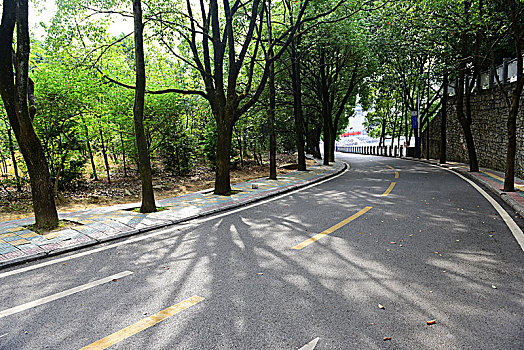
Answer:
[95,67,207,98]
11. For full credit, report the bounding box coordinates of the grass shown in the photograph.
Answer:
[25,219,80,234]
[131,206,168,213]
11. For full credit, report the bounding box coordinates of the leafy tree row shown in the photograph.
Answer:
[1,0,399,228]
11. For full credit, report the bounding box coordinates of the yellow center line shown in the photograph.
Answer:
[385,165,399,179]
[81,295,204,350]
[291,207,372,250]
[381,182,396,196]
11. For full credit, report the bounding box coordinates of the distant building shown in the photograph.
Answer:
[338,105,377,146]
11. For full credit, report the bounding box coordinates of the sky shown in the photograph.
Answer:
[27,1,133,40]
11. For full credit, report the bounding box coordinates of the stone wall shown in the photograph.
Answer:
[423,83,524,178]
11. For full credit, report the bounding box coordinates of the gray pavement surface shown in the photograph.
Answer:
[0,153,523,349]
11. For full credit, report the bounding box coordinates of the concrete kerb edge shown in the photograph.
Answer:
[450,166,524,218]
[0,161,347,269]
[400,156,524,218]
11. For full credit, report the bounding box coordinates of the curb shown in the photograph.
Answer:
[400,156,524,218]
[0,162,347,269]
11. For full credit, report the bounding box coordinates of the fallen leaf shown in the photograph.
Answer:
[369,323,375,326]
[24,331,29,334]
[426,319,437,325]
[390,241,397,244]
[383,337,391,341]
[62,263,66,266]
[112,279,118,282]
[386,249,391,251]
[378,303,385,309]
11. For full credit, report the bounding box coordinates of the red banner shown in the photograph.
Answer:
[341,131,361,137]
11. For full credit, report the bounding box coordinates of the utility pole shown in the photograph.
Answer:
[417,89,421,159]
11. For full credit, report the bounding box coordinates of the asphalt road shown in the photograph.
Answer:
[1,153,523,350]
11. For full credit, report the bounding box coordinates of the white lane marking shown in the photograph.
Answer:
[440,166,524,251]
[0,333,8,338]
[0,164,350,279]
[0,271,133,318]
[299,337,319,350]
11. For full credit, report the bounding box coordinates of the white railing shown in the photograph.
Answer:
[448,54,522,95]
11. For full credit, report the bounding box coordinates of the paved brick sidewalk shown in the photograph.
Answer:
[0,162,346,268]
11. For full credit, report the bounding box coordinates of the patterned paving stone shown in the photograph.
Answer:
[10,239,30,246]
[5,226,27,233]
[19,232,39,239]
[16,244,46,255]
[3,236,22,243]
[98,219,134,231]
[0,161,345,266]
[0,243,19,254]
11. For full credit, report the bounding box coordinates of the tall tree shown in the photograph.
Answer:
[155,0,320,194]
[133,0,156,212]
[0,0,59,228]
[488,0,524,192]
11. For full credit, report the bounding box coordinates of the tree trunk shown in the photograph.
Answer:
[380,118,386,147]
[0,139,8,174]
[53,137,73,196]
[440,74,448,164]
[84,125,98,181]
[119,129,128,177]
[313,125,322,159]
[133,0,156,212]
[0,0,58,229]
[456,66,479,172]
[391,114,398,155]
[268,57,277,180]
[504,95,518,192]
[503,65,523,192]
[322,112,331,165]
[99,127,111,183]
[238,129,244,168]
[503,0,523,192]
[425,116,430,160]
[291,41,307,171]
[214,116,233,194]
[329,131,336,162]
[7,126,21,191]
